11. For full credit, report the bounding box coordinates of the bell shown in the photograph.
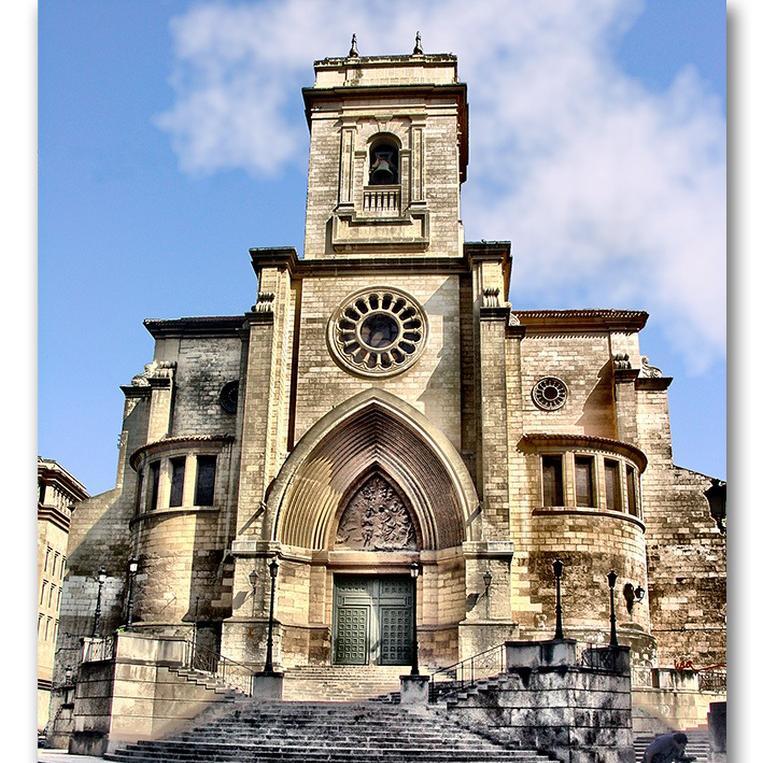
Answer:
[370,154,396,185]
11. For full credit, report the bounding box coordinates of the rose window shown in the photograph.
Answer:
[532,377,568,411]
[329,288,428,376]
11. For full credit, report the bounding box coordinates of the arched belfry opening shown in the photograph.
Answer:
[368,135,400,186]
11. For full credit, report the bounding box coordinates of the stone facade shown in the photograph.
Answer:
[37,457,88,732]
[53,49,725,730]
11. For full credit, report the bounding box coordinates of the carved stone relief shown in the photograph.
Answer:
[335,474,417,551]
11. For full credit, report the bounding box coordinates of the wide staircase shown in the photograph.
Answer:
[104,700,554,762]
[633,728,710,763]
[282,664,407,701]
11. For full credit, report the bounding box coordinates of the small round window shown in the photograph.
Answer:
[532,377,568,411]
[219,380,239,414]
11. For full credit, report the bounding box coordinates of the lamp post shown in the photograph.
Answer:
[410,561,421,676]
[126,558,139,628]
[249,569,259,618]
[263,557,279,674]
[552,558,565,640]
[91,566,107,637]
[607,569,619,647]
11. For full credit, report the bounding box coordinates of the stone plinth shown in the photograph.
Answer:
[253,671,285,700]
[504,638,577,669]
[399,674,430,705]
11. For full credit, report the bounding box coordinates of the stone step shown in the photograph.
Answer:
[282,666,408,701]
[107,700,552,763]
[106,755,549,763]
[107,748,550,762]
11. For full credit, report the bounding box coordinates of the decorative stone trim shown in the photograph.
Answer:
[514,309,648,332]
[129,434,234,471]
[639,356,663,377]
[519,433,648,473]
[129,360,176,388]
[532,507,646,531]
[253,292,275,312]
[129,505,219,527]
[327,287,428,377]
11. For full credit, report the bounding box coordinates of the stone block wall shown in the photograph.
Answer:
[303,88,463,259]
[293,273,463,450]
[632,684,726,735]
[444,642,634,763]
[636,375,726,668]
[519,332,617,439]
[159,336,242,438]
[69,632,237,755]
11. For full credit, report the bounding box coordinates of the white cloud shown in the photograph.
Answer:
[156,0,725,371]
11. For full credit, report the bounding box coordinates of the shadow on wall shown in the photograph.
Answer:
[576,360,616,437]
[417,278,464,451]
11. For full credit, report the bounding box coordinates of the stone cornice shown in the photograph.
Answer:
[143,316,246,339]
[514,309,649,332]
[129,434,235,471]
[37,504,72,533]
[635,376,673,391]
[314,53,458,67]
[250,244,514,280]
[37,458,89,501]
[519,432,648,472]
[532,507,646,532]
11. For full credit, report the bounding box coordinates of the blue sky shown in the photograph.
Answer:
[38,0,726,495]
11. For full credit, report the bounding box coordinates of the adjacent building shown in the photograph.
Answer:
[37,457,88,731]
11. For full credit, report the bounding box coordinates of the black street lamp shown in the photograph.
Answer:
[263,557,279,674]
[552,558,565,640]
[126,558,139,628]
[607,569,619,647]
[91,566,107,637]
[410,561,421,676]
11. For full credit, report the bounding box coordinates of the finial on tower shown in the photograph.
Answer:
[348,33,359,58]
[413,31,423,55]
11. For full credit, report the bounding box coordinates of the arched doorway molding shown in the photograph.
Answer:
[267,389,479,550]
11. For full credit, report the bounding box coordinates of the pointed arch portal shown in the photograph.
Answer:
[267,389,478,551]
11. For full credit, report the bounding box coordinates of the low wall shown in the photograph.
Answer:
[632,670,725,734]
[443,640,634,763]
[69,632,238,756]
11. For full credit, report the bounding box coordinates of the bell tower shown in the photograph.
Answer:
[302,41,468,259]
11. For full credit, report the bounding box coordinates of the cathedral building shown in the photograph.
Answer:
[54,47,725,706]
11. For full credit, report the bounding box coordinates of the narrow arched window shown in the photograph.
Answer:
[369,141,399,185]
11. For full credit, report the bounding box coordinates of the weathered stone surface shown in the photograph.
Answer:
[52,45,725,759]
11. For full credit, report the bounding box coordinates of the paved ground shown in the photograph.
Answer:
[38,750,104,762]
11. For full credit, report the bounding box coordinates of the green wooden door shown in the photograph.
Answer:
[333,576,413,666]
